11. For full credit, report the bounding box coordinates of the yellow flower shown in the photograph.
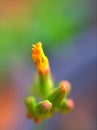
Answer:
[32,42,50,75]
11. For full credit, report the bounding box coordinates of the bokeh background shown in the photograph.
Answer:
[0,0,96,130]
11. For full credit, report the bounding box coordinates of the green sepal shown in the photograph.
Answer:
[38,73,54,98]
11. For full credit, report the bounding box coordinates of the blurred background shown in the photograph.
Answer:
[0,0,96,130]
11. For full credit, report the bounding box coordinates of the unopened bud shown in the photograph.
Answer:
[61,80,71,97]
[47,80,71,107]
[25,96,36,116]
[35,100,52,118]
[60,99,74,114]
[32,42,54,98]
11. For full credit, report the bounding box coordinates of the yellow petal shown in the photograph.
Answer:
[32,42,50,74]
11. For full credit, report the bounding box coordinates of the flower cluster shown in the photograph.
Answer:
[24,42,74,124]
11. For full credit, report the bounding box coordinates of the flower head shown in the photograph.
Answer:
[32,42,50,75]
[25,41,74,124]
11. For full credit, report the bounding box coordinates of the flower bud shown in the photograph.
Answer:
[60,80,71,97]
[60,99,74,114]
[47,80,71,107]
[35,100,52,119]
[32,42,54,97]
[24,96,36,116]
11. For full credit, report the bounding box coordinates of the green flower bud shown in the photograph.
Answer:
[24,96,37,116]
[32,42,54,98]
[63,80,71,97]
[35,100,52,119]
[59,99,74,114]
[47,80,71,107]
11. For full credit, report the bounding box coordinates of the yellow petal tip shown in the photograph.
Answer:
[32,42,49,74]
